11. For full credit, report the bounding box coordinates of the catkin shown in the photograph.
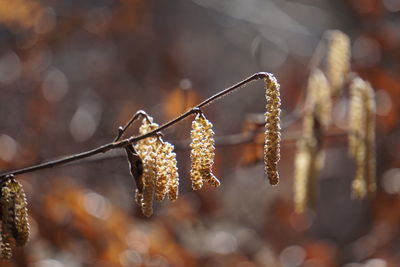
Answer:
[134,117,159,217]
[365,84,376,195]
[348,77,376,198]
[1,182,13,260]
[325,30,351,94]
[155,141,179,202]
[8,180,29,246]
[0,177,30,260]
[166,149,179,202]
[132,115,181,216]
[305,69,332,128]
[294,138,318,213]
[141,150,157,217]
[294,69,329,212]
[264,74,281,185]
[190,114,220,190]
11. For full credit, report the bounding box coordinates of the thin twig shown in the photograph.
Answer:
[0,72,270,179]
[114,110,151,142]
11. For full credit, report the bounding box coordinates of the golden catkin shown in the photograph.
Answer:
[155,141,179,202]
[141,149,158,217]
[8,180,29,246]
[325,30,351,93]
[1,181,13,260]
[294,139,317,213]
[190,117,204,190]
[190,114,220,190]
[155,141,169,202]
[134,117,159,217]
[305,69,332,128]
[348,78,365,157]
[264,74,281,185]
[348,77,376,198]
[0,177,30,259]
[166,148,179,202]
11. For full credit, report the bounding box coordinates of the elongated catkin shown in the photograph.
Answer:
[190,114,220,190]
[348,77,376,198]
[264,74,281,185]
[325,30,351,94]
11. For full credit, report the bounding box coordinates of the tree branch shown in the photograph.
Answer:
[0,72,270,179]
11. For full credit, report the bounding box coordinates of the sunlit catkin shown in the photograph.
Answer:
[141,149,157,217]
[325,30,351,93]
[0,176,30,260]
[134,116,159,216]
[155,141,179,202]
[166,149,179,202]
[8,179,29,246]
[264,74,281,185]
[190,114,220,190]
[1,181,13,260]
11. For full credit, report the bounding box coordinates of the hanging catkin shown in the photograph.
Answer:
[0,176,30,260]
[348,77,376,198]
[190,113,220,190]
[365,84,376,195]
[155,141,179,202]
[264,74,281,185]
[294,69,330,213]
[294,138,317,213]
[325,30,351,94]
[134,117,159,217]
[305,69,332,128]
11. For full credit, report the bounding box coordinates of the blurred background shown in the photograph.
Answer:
[0,0,399,266]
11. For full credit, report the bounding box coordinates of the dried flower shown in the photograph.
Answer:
[190,113,220,190]
[264,74,281,185]
[325,30,351,93]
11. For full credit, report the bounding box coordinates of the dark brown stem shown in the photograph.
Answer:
[0,72,269,179]
[114,110,151,142]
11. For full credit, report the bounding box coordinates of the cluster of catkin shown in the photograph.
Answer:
[294,30,377,212]
[294,30,352,213]
[128,73,282,216]
[348,77,376,198]
[131,116,179,217]
[0,176,30,260]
